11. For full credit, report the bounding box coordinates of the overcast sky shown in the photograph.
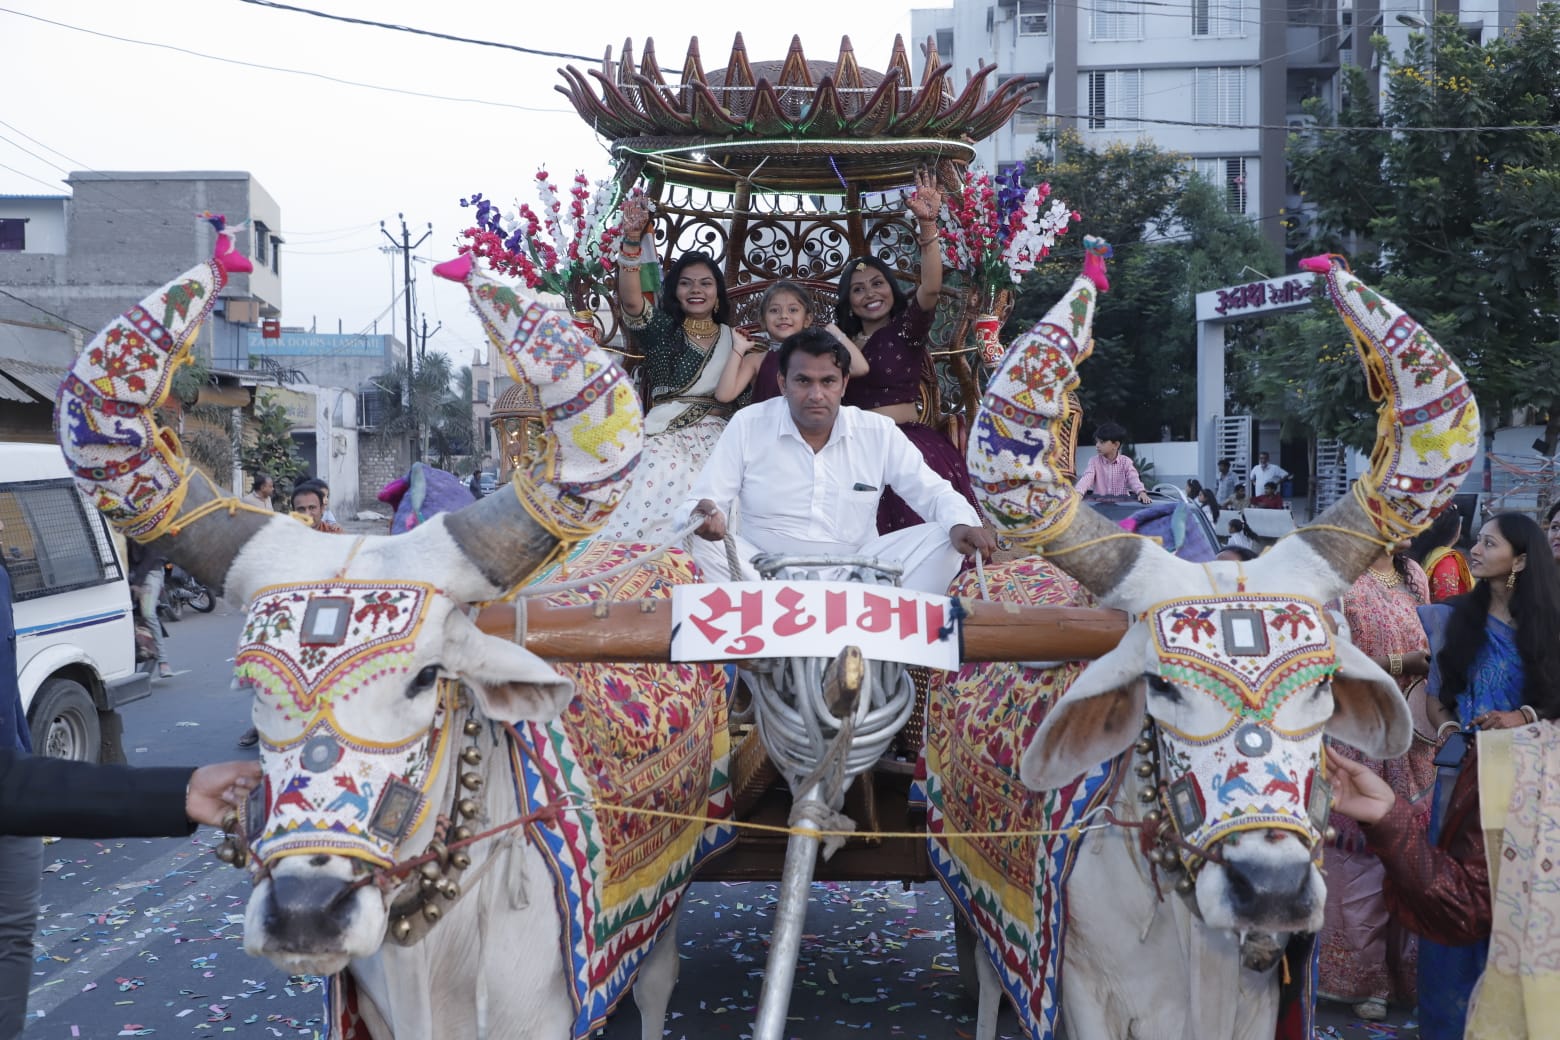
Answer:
[0,1,919,373]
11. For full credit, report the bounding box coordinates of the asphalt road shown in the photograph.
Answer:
[21,606,1417,1038]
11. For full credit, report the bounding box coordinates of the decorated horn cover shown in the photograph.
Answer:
[56,243,238,541]
[969,238,1107,548]
[1147,594,1336,859]
[1302,256,1479,538]
[234,581,455,868]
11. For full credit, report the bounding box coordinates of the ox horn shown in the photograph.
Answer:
[967,237,1152,600]
[1260,255,1479,597]
[55,217,276,595]
[431,253,642,591]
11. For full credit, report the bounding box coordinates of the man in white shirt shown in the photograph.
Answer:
[1247,452,1289,502]
[683,329,995,593]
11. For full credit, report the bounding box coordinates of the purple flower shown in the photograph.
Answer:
[995,163,1027,226]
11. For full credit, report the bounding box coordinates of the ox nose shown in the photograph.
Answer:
[262,874,359,951]
[1220,836,1314,924]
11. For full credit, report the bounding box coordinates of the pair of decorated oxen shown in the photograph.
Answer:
[54,224,1476,1040]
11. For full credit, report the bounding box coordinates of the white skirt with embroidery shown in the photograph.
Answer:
[595,414,726,542]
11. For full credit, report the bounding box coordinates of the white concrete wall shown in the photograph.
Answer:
[0,197,67,253]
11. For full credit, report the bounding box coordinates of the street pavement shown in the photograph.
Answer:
[22,606,1417,1038]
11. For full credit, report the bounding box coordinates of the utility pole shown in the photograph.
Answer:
[380,214,433,461]
[418,315,441,359]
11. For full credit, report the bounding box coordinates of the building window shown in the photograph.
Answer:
[0,219,24,251]
[935,28,954,57]
[1019,0,1050,36]
[270,237,281,275]
[476,380,489,404]
[1192,0,1243,37]
[254,220,270,266]
[1091,0,1143,41]
[1194,67,1244,126]
[1086,70,1143,130]
[1194,157,1249,213]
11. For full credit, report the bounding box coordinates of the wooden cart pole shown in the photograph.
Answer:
[475,599,1129,663]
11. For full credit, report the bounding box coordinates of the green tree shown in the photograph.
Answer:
[240,390,306,506]
[372,352,475,468]
[1283,7,1560,451]
[1010,133,1278,442]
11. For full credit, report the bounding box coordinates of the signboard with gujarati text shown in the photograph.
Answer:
[1194,272,1317,322]
[670,581,960,671]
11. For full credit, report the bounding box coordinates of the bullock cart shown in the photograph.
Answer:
[48,29,1478,1040]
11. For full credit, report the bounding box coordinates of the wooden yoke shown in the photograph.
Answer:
[475,598,1130,664]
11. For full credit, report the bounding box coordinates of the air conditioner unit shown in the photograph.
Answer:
[1286,114,1318,129]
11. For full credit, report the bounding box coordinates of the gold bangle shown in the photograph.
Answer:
[1521,705,1539,724]
[1387,652,1402,676]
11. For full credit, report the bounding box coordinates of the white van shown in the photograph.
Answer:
[2,442,147,762]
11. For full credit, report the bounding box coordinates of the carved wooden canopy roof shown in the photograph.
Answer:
[557,34,1035,191]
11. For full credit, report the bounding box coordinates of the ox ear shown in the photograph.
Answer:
[1020,624,1151,791]
[1326,638,1413,760]
[442,612,576,723]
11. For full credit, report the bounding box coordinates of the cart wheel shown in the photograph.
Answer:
[954,912,982,1000]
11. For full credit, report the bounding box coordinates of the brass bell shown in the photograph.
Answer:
[1175,875,1196,894]
[1134,761,1155,778]
[1143,809,1163,826]
[458,799,480,819]
[220,811,239,833]
[1139,786,1159,804]
[463,720,483,737]
[460,747,482,766]
[420,876,438,894]
[438,880,460,900]
[453,825,473,842]
[1154,847,1178,868]
[450,850,472,871]
[460,772,483,791]
[425,840,448,866]
[419,861,442,882]
[1323,825,1338,844]
[391,917,414,943]
[215,841,238,864]
[1134,739,1155,755]
[422,902,442,923]
[233,850,249,869]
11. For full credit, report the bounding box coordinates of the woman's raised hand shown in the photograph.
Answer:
[620,195,651,237]
[906,167,942,223]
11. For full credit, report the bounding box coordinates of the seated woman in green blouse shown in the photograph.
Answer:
[599,196,754,541]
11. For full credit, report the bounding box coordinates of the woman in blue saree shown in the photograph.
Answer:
[1415,512,1560,1039]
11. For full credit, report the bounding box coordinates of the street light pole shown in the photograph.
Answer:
[380,214,433,462]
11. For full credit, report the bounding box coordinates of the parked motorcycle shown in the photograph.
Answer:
[157,563,214,621]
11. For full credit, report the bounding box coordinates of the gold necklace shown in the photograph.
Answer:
[1364,566,1402,589]
[682,316,719,340]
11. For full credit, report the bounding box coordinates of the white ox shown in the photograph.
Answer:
[933,242,1480,1040]
[56,239,724,1039]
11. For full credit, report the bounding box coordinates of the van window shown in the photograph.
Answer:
[0,479,123,600]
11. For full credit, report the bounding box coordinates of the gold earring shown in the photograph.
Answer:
[1507,571,1518,590]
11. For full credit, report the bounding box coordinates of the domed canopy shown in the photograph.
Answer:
[491,379,540,420]
[557,34,1035,192]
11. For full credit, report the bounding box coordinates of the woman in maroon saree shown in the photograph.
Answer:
[836,169,979,535]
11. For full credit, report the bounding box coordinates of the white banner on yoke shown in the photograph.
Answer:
[670,581,961,671]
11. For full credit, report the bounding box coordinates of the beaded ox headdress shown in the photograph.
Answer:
[234,580,457,868]
[1145,594,1337,863]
